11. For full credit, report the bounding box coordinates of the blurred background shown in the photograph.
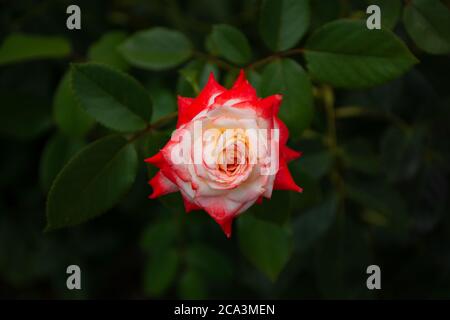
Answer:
[0,0,449,299]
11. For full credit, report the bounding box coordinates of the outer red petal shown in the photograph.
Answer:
[256,196,263,204]
[276,117,289,146]
[148,170,178,199]
[176,73,225,128]
[214,70,257,105]
[182,196,202,213]
[145,152,164,167]
[213,215,234,238]
[201,202,238,238]
[274,163,303,192]
[145,151,177,185]
[176,96,194,127]
[232,69,256,94]
[255,94,282,119]
[282,146,302,163]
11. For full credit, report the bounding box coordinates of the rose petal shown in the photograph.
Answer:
[148,171,178,199]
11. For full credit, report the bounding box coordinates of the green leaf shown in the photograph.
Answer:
[403,0,450,55]
[208,24,252,65]
[71,63,152,132]
[0,92,51,140]
[196,62,220,88]
[293,195,337,253]
[223,68,240,89]
[304,19,419,88]
[143,249,179,297]
[88,31,129,70]
[46,135,138,230]
[178,269,208,299]
[260,58,314,138]
[179,68,201,95]
[247,69,262,93]
[238,214,292,281]
[259,0,310,51]
[0,33,70,65]
[185,244,233,282]
[148,84,177,123]
[140,219,178,251]
[119,27,192,70]
[39,133,85,192]
[177,59,220,97]
[366,0,402,30]
[53,71,95,138]
[205,34,220,56]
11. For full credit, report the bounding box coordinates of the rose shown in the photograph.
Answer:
[146,71,301,237]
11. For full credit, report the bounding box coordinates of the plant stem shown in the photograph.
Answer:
[192,51,236,71]
[246,48,304,70]
[335,106,410,131]
[194,47,304,73]
[321,85,346,211]
[322,86,337,149]
[129,112,178,143]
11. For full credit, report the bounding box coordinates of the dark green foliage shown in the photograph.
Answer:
[0,0,449,299]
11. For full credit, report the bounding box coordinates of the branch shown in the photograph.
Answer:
[129,112,178,143]
[192,51,236,71]
[246,48,304,70]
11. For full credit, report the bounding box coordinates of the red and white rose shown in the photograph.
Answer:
[146,70,301,237]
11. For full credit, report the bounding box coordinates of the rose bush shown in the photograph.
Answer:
[146,71,301,237]
[1,0,446,298]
